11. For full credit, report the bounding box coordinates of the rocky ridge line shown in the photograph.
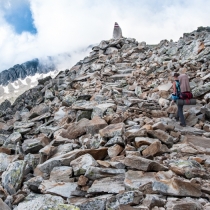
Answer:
[0,26,210,209]
[0,58,55,86]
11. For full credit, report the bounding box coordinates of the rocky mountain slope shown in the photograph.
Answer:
[0,70,59,104]
[0,58,55,86]
[0,26,210,209]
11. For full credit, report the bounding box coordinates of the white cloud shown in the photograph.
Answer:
[0,0,210,71]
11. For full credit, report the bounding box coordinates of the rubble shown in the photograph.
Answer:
[1,26,210,209]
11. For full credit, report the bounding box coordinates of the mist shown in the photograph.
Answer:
[0,0,210,71]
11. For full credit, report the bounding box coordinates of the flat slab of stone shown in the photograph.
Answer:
[99,123,125,138]
[15,193,64,210]
[125,130,147,141]
[69,195,112,210]
[147,130,173,147]
[39,180,77,198]
[36,148,108,175]
[157,82,172,91]
[173,123,205,135]
[88,174,125,194]
[85,166,126,180]
[142,141,169,157]
[153,177,202,197]
[185,135,210,149]
[117,69,135,74]
[14,122,35,129]
[72,101,98,110]
[135,137,159,148]
[166,200,203,210]
[109,74,131,81]
[124,170,157,193]
[74,74,92,81]
[169,159,208,179]
[49,166,73,182]
[124,155,168,172]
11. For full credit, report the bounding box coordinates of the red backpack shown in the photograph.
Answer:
[179,91,193,100]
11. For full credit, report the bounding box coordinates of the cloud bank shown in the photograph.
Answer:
[0,0,210,71]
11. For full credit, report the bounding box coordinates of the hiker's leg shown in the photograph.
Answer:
[178,104,186,125]
[175,103,179,121]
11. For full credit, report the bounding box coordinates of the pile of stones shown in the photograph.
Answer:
[0,25,210,209]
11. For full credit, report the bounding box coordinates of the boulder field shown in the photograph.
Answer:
[0,26,210,209]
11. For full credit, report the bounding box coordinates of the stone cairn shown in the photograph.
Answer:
[113,22,123,39]
[0,26,210,209]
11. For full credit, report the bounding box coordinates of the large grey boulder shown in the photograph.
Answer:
[70,154,98,176]
[2,160,26,194]
[192,82,210,97]
[147,129,173,147]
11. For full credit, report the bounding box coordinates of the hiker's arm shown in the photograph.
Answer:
[173,82,176,94]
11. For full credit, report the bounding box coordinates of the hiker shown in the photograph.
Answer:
[171,73,186,127]
[179,73,191,95]
[171,73,180,102]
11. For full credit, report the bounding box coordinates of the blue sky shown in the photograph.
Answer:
[3,0,37,34]
[0,0,210,71]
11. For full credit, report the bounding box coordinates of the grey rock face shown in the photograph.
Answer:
[14,193,65,210]
[2,160,26,194]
